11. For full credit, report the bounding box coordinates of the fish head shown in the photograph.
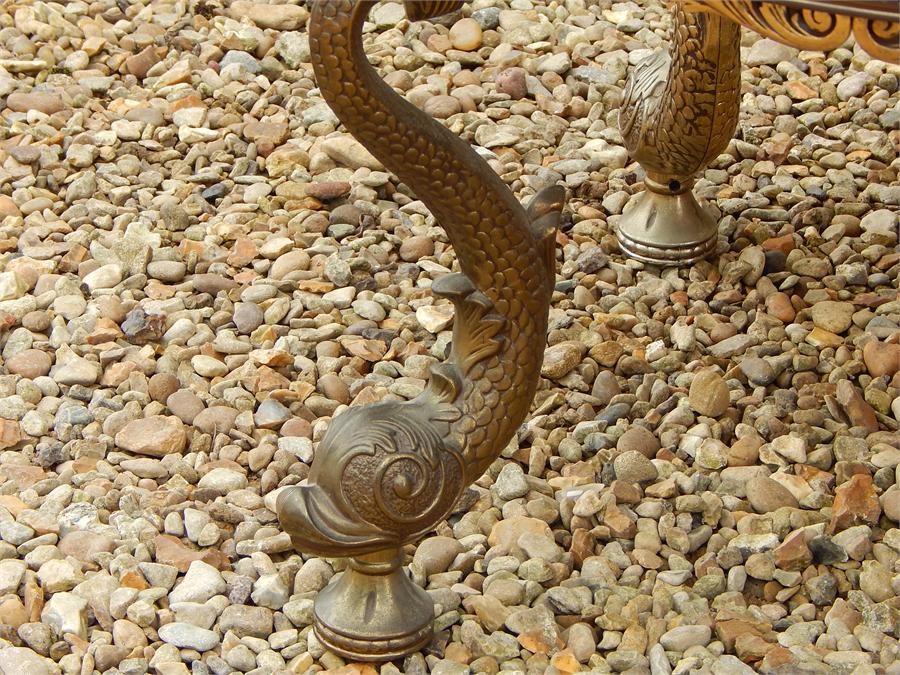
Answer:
[277,399,465,554]
[404,1,466,22]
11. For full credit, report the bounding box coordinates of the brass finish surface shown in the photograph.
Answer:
[617,0,898,266]
[618,3,741,265]
[276,0,563,661]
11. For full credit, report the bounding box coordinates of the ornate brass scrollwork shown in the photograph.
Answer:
[695,1,900,63]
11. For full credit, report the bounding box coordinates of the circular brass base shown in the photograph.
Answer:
[313,549,434,662]
[616,184,718,266]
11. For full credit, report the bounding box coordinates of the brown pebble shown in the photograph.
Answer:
[836,380,878,432]
[426,33,452,53]
[280,418,312,438]
[0,597,27,628]
[728,435,762,466]
[766,292,795,323]
[829,474,881,533]
[0,196,20,218]
[149,373,180,403]
[449,18,483,51]
[95,295,127,323]
[745,476,799,513]
[126,46,162,79]
[689,369,730,417]
[166,390,206,425]
[496,67,528,99]
[6,349,52,379]
[710,323,738,343]
[7,92,63,115]
[0,420,22,450]
[115,416,187,457]
[305,181,351,201]
[21,311,50,332]
[317,373,349,404]
[399,235,435,262]
[384,70,413,91]
[616,426,659,459]
[59,531,116,562]
[423,95,462,119]
[863,340,900,377]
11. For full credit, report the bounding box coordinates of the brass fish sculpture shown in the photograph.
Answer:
[616,1,741,264]
[276,0,564,661]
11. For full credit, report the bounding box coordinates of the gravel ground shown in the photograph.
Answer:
[0,0,897,674]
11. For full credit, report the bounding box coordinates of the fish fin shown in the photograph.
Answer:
[525,185,565,291]
[427,362,463,406]
[276,482,391,557]
[619,50,669,141]
[432,273,506,376]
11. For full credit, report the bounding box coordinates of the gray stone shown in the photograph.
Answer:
[157,622,220,651]
[746,39,796,66]
[613,450,658,484]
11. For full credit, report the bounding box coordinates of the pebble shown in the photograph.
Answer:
[496,68,528,99]
[689,369,730,417]
[50,350,100,386]
[863,341,900,377]
[837,72,873,100]
[6,350,52,379]
[449,18,483,51]
[41,592,87,638]
[198,467,248,492]
[739,356,775,386]
[745,39,796,66]
[541,342,585,379]
[613,450,658,484]
[0,647,59,674]
[413,537,464,576]
[158,622,220,651]
[115,416,187,457]
[399,235,435,262]
[416,304,454,333]
[616,426,659,459]
[494,463,529,501]
[169,561,227,604]
[234,302,264,334]
[745,476,800,513]
[810,301,854,334]
[82,264,123,291]
[660,625,712,651]
[147,261,186,283]
[166,390,205,424]
[229,1,308,29]
[7,92,63,114]
[191,355,229,377]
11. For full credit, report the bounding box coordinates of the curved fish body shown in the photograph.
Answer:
[277,0,563,557]
[619,2,741,186]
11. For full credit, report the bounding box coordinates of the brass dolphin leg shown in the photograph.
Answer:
[313,548,434,661]
[616,1,899,264]
[616,3,741,266]
[283,0,562,662]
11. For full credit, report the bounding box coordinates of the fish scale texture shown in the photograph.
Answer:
[309,0,552,480]
[619,3,742,181]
